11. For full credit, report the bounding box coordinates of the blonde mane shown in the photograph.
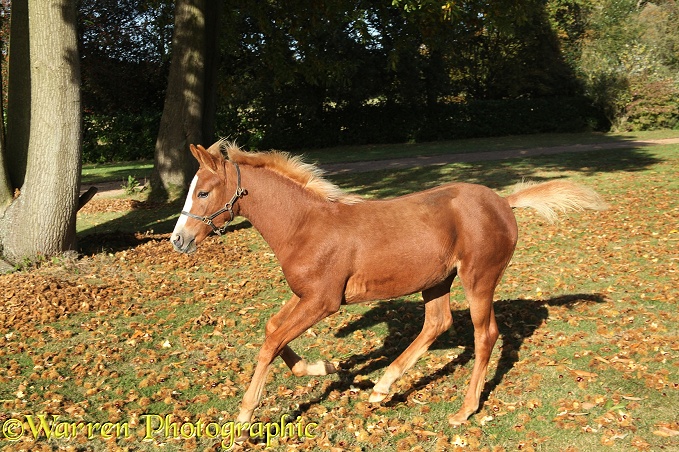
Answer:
[212,141,362,205]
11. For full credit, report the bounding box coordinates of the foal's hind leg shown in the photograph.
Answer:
[266,294,336,376]
[369,280,453,403]
[448,270,501,425]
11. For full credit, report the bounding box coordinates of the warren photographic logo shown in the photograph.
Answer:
[2,413,318,449]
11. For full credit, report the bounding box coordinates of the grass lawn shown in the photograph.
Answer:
[80,129,679,182]
[81,161,153,186]
[1,133,677,451]
[299,129,679,164]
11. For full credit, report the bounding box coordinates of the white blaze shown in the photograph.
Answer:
[172,175,198,235]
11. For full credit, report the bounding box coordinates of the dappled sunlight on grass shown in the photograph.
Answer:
[332,146,667,198]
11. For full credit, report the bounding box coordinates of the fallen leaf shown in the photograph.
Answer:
[567,368,598,378]
[653,427,679,437]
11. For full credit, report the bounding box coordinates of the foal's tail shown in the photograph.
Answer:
[506,180,609,223]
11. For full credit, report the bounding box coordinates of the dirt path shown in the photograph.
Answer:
[80,181,148,198]
[83,137,679,197]
[320,137,679,175]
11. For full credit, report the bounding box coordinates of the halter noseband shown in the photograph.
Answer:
[180,162,246,236]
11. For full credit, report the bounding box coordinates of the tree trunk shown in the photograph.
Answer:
[0,65,11,211]
[201,1,222,146]
[0,0,82,265]
[0,136,11,213]
[4,0,30,190]
[151,0,211,201]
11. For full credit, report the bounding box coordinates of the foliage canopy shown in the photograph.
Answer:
[3,0,676,162]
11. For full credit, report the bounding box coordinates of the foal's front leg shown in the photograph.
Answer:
[266,294,337,377]
[236,296,338,426]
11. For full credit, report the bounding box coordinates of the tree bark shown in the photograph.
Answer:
[0,0,82,265]
[201,1,222,146]
[0,141,11,213]
[4,0,30,190]
[0,71,11,211]
[151,0,211,201]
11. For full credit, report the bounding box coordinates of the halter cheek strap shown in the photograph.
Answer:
[180,162,246,236]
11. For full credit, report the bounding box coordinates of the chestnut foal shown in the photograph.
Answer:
[171,141,607,428]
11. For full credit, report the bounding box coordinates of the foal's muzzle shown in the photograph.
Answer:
[171,232,196,254]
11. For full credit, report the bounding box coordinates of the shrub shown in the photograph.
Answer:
[82,99,607,161]
[82,112,161,163]
[619,78,679,131]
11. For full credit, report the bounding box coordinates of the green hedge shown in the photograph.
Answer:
[230,96,608,151]
[418,96,608,141]
[82,97,607,162]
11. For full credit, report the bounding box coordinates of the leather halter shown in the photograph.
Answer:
[180,162,246,236]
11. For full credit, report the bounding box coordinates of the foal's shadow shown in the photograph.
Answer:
[291,293,605,416]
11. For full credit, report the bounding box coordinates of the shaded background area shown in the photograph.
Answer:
[10,0,670,163]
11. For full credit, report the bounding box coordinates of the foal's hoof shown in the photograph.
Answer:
[448,411,470,426]
[368,390,388,403]
[227,431,249,449]
[236,433,249,444]
[307,360,337,376]
[291,360,337,377]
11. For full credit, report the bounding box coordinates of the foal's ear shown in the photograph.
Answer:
[189,144,219,173]
[189,144,201,160]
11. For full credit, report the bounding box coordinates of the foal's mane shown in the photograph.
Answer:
[209,141,362,205]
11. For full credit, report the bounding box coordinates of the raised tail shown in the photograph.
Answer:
[506,180,608,223]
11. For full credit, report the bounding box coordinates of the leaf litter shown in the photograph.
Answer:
[1,148,678,450]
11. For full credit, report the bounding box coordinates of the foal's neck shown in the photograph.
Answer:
[238,165,327,259]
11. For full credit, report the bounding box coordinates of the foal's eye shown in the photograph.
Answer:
[197,191,209,199]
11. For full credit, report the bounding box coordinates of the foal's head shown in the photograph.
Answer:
[171,143,244,254]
